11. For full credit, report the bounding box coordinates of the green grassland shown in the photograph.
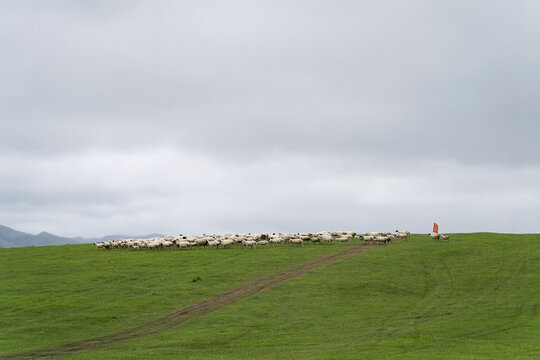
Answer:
[0,233,539,359]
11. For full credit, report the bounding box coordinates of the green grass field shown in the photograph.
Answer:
[1,233,538,359]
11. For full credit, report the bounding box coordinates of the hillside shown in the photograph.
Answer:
[0,225,80,248]
[0,224,164,248]
[0,234,538,359]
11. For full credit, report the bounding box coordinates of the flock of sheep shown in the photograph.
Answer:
[93,230,412,250]
[362,231,410,244]
[429,233,450,240]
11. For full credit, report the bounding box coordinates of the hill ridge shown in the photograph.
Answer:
[0,224,164,248]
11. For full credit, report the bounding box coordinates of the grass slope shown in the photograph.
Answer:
[0,240,359,356]
[1,234,539,359]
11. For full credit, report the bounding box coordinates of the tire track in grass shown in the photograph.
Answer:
[360,257,441,342]
[363,244,537,342]
[2,244,380,360]
[461,257,539,339]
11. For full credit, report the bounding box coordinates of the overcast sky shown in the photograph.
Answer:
[1,1,539,237]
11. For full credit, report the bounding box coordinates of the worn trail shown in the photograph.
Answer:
[3,244,379,359]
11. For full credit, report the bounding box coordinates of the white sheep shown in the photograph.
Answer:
[207,240,220,247]
[162,241,174,249]
[376,235,390,244]
[175,241,187,249]
[195,238,208,247]
[289,238,304,246]
[366,232,381,237]
[269,236,284,245]
[362,235,374,244]
[221,239,235,248]
[320,233,333,243]
[335,236,350,243]
[242,240,257,248]
[396,232,409,239]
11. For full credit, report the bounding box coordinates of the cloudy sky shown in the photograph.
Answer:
[1,1,539,237]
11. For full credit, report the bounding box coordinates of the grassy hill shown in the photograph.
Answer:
[0,233,538,359]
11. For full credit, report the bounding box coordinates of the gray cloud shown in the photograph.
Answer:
[1,1,539,236]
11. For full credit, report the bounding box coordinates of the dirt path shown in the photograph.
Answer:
[3,244,379,359]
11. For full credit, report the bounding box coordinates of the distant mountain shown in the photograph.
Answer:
[0,225,82,248]
[0,224,165,248]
